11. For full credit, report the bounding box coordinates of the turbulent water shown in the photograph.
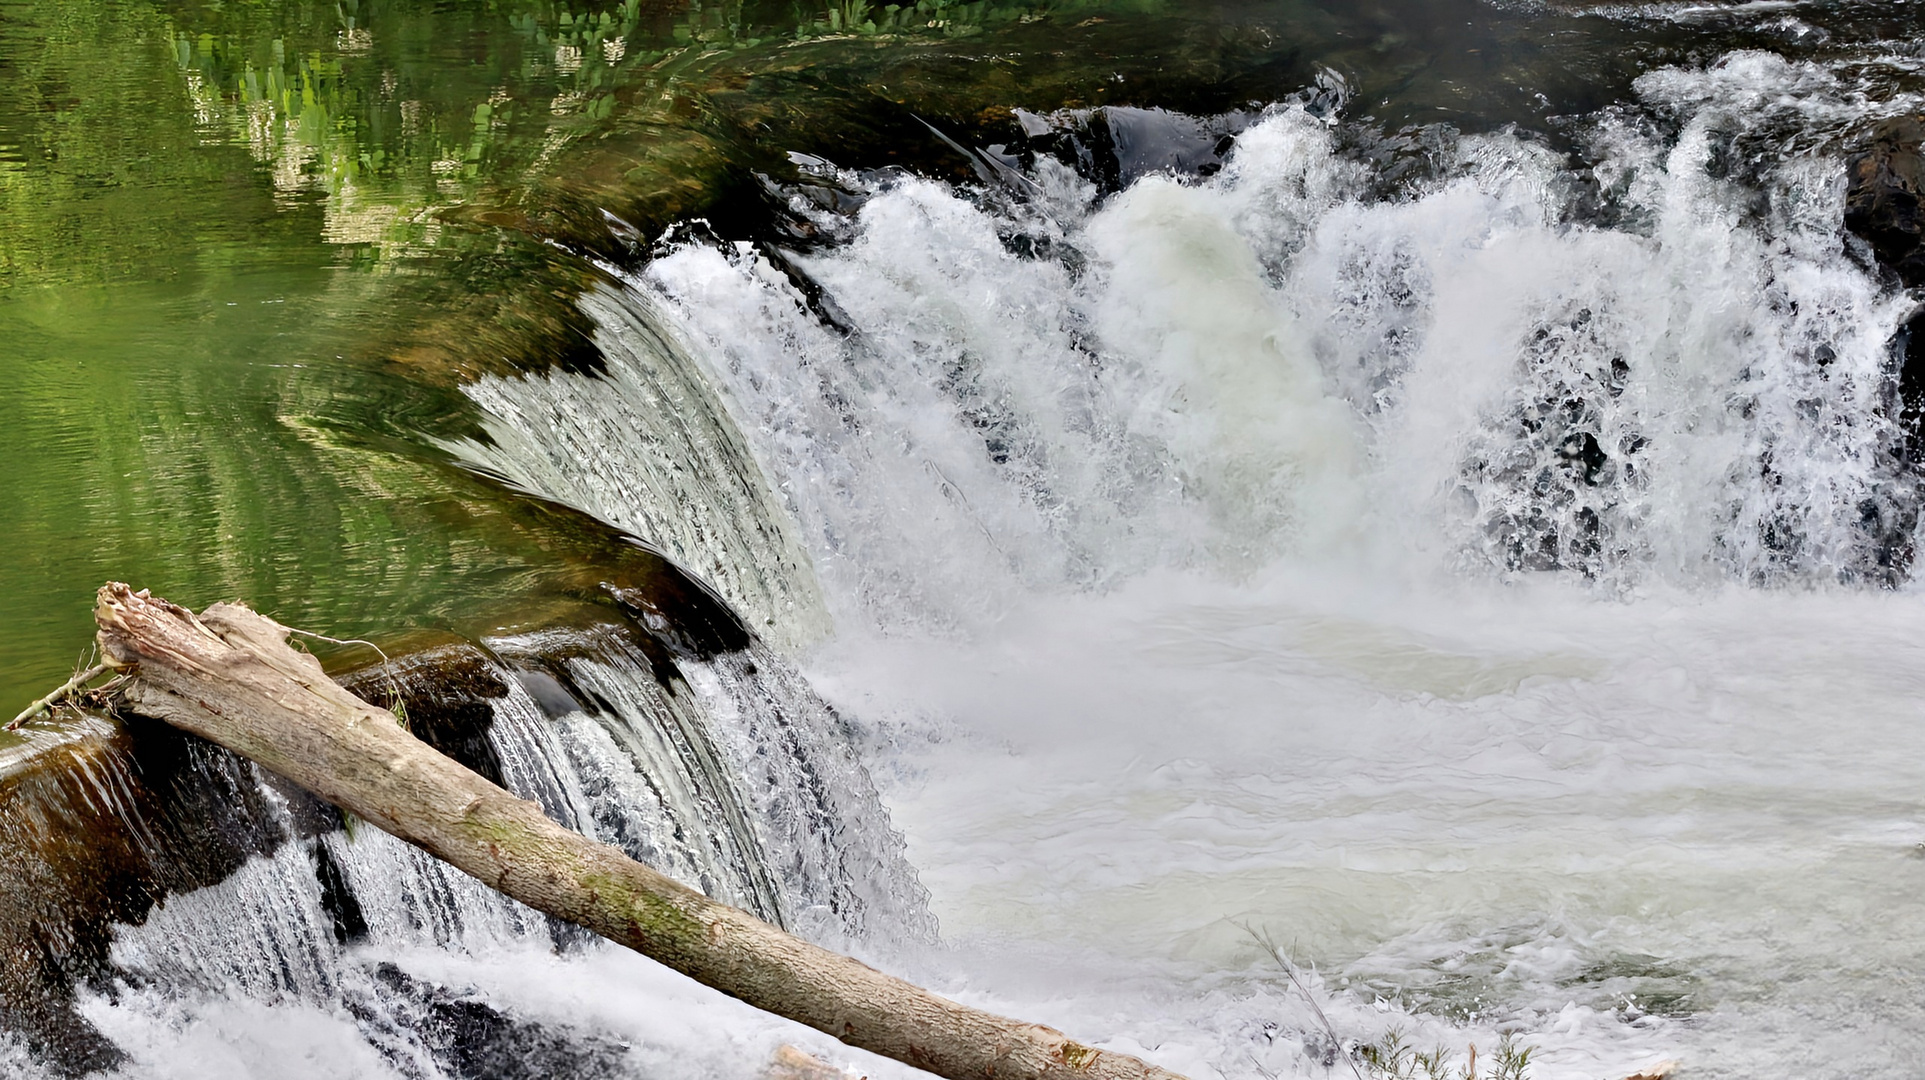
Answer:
[441,35,1925,1080]
[11,3,1925,1080]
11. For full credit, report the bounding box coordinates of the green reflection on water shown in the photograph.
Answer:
[0,0,658,720]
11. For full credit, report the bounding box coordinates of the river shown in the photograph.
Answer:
[2,2,1922,1078]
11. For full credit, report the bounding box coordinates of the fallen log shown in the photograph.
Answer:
[90,583,1185,1080]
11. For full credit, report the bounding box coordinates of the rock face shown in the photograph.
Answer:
[1846,115,1925,288]
[1846,116,1925,456]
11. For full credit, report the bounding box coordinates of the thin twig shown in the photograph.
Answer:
[283,627,407,845]
[283,627,408,727]
[7,663,110,731]
[284,627,393,666]
[1242,923,1368,1080]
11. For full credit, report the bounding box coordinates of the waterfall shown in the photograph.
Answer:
[631,74,1923,628]
[424,45,1925,1080]
[444,284,832,649]
[7,22,1925,1080]
[4,621,928,1078]
[445,68,1923,658]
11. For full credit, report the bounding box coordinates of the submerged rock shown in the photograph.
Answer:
[365,963,632,1080]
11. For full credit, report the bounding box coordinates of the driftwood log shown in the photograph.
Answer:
[91,583,1187,1080]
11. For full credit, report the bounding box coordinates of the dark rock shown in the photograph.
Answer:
[339,645,510,789]
[365,963,632,1080]
[311,837,369,947]
[1845,115,1925,288]
[1847,116,1925,480]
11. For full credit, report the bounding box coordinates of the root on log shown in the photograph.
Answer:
[91,583,1187,1080]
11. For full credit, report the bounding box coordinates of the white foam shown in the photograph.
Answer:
[83,994,413,1080]
[624,74,1925,1079]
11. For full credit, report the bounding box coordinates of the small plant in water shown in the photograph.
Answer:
[1489,1033,1534,1080]
[1243,924,1534,1080]
[1359,1027,1415,1078]
[1410,1046,1451,1080]
[824,0,873,31]
[1358,1029,1533,1080]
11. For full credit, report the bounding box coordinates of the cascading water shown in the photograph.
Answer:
[7,2,1924,1077]
[447,286,831,648]
[639,59,1922,610]
[436,39,1925,1080]
[8,621,929,1079]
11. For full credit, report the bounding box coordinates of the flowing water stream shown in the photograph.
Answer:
[5,1,1925,1078]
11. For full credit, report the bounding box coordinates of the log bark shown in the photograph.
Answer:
[91,583,1186,1080]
